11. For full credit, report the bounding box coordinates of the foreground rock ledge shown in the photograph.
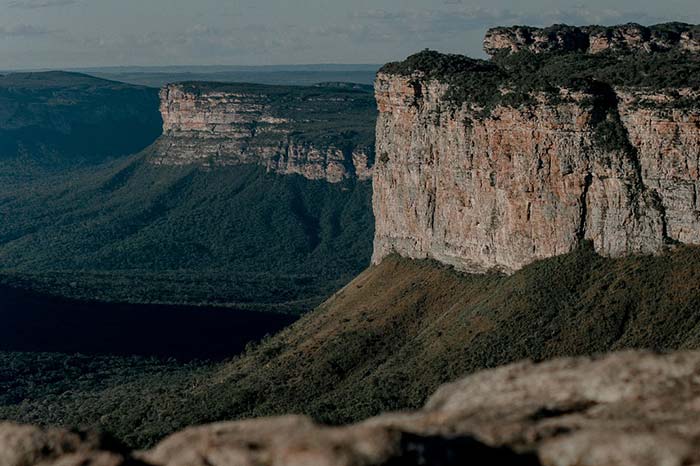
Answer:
[6,351,700,466]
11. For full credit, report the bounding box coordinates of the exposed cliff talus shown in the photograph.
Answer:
[373,32,700,273]
[152,83,375,183]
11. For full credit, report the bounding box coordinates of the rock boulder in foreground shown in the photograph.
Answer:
[6,351,700,466]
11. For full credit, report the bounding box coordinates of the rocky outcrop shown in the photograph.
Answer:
[484,23,700,56]
[372,41,700,273]
[0,423,141,466]
[151,83,375,183]
[9,351,700,466]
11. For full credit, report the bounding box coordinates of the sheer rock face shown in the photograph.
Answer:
[484,23,700,56]
[618,89,700,245]
[371,72,700,273]
[151,84,374,183]
[12,351,700,466]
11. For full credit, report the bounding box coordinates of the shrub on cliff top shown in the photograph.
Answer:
[381,47,700,112]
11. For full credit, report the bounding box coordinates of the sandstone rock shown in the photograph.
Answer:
[143,351,700,466]
[143,416,405,466]
[371,72,700,273]
[484,23,700,56]
[152,83,374,183]
[156,352,700,466]
[0,423,136,466]
[422,351,700,446]
[7,351,700,465]
[483,25,589,55]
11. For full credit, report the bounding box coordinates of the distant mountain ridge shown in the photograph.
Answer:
[0,71,162,173]
[61,64,381,88]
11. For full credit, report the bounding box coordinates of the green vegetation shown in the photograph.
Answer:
[380,45,700,153]
[0,74,378,310]
[487,23,700,48]
[0,71,162,173]
[3,245,700,448]
[0,152,374,312]
[177,81,377,153]
[380,47,700,113]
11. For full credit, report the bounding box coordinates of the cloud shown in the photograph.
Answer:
[7,0,77,9]
[324,4,667,59]
[68,22,310,67]
[0,24,54,36]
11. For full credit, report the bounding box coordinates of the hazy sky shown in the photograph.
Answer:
[2,0,699,69]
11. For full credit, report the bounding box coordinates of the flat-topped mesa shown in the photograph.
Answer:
[151,82,376,183]
[373,30,700,274]
[484,23,700,56]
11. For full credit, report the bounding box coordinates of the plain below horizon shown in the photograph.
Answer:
[0,64,382,88]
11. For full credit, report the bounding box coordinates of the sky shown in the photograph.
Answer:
[1,0,699,70]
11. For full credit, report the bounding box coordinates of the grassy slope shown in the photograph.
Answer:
[207,245,700,424]
[0,152,374,311]
[3,245,699,448]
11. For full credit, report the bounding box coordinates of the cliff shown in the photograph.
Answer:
[484,22,700,55]
[151,82,375,183]
[373,25,700,273]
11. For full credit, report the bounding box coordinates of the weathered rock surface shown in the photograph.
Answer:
[10,351,700,466]
[484,23,700,56]
[151,83,375,183]
[372,52,700,273]
[0,423,139,466]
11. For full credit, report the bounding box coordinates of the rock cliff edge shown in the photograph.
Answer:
[151,82,375,183]
[373,24,700,273]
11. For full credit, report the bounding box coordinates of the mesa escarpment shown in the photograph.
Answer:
[484,22,700,55]
[151,82,375,183]
[373,24,700,273]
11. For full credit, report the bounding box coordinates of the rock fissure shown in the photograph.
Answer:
[578,173,593,243]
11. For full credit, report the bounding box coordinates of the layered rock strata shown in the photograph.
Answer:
[8,351,700,466]
[484,23,700,55]
[151,83,375,183]
[373,34,700,273]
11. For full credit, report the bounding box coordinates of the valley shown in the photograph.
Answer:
[4,244,700,449]
[0,157,373,311]
[0,76,376,312]
[3,20,700,466]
